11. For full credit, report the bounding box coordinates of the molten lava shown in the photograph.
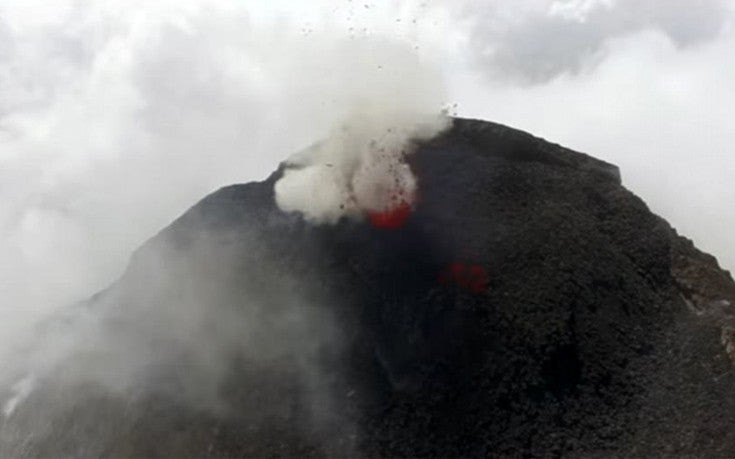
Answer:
[367,201,412,229]
[366,185,415,230]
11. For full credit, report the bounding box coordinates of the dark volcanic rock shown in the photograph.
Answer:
[3,118,735,458]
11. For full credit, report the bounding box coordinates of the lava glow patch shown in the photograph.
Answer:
[366,186,415,230]
[439,262,490,294]
[367,201,412,229]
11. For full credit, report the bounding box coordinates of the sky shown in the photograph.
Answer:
[1,0,734,346]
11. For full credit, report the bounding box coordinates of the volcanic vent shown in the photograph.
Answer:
[3,118,735,458]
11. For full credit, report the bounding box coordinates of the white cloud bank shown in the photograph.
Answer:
[454,0,731,84]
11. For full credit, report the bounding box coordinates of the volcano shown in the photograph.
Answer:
[3,118,735,458]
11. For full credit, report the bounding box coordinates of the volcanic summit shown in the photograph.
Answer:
[2,118,735,458]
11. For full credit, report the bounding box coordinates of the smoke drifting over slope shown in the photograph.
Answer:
[1,218,358,456]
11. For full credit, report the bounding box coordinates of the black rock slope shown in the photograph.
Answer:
[3,118,735,458]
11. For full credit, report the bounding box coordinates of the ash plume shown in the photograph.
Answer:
[275,110,449,224]
[274,39,449,224]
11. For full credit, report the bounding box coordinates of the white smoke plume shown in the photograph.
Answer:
[274,43,449,223]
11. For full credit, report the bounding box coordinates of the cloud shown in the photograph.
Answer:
[456,0,733,84]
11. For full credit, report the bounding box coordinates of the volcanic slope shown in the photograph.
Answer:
[3,117,735,458]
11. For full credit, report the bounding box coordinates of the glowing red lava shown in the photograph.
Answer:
[366,185,415,230]
[367,201,412,229]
